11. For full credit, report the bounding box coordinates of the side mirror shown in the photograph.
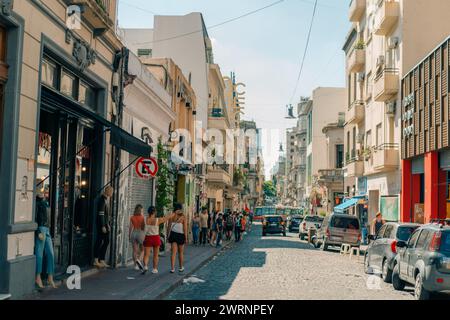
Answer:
[396,241,407,249]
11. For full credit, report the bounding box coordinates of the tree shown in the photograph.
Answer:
[155,137,174,217]
[263,181,277,199]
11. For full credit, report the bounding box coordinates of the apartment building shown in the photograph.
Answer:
[303,87,346,214]
[344,0,450,224]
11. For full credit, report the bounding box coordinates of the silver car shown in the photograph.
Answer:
[392,223,450,300]
[317,214,361,251]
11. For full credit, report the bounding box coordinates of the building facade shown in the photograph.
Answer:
[344,0,450,224]
[0,0,154,298]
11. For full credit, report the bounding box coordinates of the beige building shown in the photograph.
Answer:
[0,0,157,298]
[344,0,450,224]
[304,87,346,214]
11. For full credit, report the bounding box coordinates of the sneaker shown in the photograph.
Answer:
[136,260,144,271]
[93,259,103,268]
[179,267,185,273]
[170,269,175,274]
[152,269,158,274]
[142,266,148,275]
[134,265,140,271]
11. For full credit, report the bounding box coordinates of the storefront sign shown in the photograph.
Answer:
[135,157,158,179]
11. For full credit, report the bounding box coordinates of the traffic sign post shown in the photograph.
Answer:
[135,157,158,179]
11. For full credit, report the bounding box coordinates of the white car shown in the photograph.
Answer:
[299,215,324,240]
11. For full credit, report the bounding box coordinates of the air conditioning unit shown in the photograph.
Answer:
[387,101,396,116]
[387,37,399,49]
[376,55,385,67]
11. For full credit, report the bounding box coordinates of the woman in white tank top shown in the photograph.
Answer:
[142,206,171,274]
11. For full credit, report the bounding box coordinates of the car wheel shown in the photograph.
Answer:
[364,253,372,274]
[381,259,393,283]
[392,264,405,291]
[414,273,431,300]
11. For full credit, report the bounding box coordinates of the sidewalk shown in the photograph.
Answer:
[23,240,234,300]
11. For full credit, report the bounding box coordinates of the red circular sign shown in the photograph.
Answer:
[135,157,158,179]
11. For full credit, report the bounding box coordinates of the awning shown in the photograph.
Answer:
[334,197,360,213]
[42,86,151,158]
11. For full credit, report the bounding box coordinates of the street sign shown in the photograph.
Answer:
[135,157,158,179]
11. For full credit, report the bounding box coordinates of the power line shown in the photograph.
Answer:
[289,0,319,104]
[119,0,158,15]
[132,0,285,46]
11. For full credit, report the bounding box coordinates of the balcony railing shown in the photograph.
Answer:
[348,48,365,73]
[318,169,344,183]
[349,0,366,22]
[345,150,364,177]
[346,100,365,124]
[65,0,115,33]
[373,143,399,172]
[374,68,399,102]
[374,0,400,36]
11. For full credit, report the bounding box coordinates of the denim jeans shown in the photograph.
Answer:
[200,228,208,245]
[216,231,223,247]
[192,226,200,244]
[35,226,55,275]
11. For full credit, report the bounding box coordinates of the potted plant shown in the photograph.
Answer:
[354,39,366,50]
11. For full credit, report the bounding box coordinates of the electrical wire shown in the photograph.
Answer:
[131,0,285,46]
[289,0,319,105]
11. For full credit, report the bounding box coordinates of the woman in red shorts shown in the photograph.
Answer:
[142,206,172,274]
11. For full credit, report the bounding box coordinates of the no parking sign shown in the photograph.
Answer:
[135,157,158,179]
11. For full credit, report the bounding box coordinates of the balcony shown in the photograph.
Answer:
[374,68,399,102]
[206,165,231,186]
[348,48,366,73]
[318,169,344,184]
[374,0,400,36]
[349,0,366,22]
[65,0,115,35]
[346,100,365,124]
[345,151,364,177]
[373,144,399,172]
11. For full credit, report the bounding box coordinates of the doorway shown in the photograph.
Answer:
[37,108,99,275]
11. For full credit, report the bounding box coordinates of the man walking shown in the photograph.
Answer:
[234,213,241,242]
[216,213,224,248]
[199,207,209,246]
[94,186,113,268]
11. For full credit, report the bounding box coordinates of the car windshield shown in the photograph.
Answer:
[332,217,360,229]
[266,217,281,223]
[255,208,263,216]
[305,216,323,223]
[396,226,419,242]
[292,218,302,222]
[441,231,450,253]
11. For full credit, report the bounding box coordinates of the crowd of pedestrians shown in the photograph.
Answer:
[127,203,253,275]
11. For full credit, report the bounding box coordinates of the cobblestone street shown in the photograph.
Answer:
[166,223,415,300]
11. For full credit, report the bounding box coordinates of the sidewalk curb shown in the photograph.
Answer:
[153,240,235,300]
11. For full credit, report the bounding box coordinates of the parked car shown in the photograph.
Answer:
[299,215,324,240]
[392,222,450,300]
[262,215,286,237]
[364,222,420,283]
[316,214,361,251]
[288,215,303,233]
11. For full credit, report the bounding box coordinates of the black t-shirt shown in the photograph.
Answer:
[36,197,50,228]
[97,195,110,231]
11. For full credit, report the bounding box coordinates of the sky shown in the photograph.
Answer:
[117,0,350,178]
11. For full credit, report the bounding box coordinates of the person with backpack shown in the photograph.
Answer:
[215,213,224,248]
[225,213,234,241]
[234,213,242,242]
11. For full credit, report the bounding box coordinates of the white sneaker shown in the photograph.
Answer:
[179,267,185,273]
[134,265,140,271]
[170,269,175,273]
[152,269,158,274]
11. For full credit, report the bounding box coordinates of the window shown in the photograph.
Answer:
[376,123,382,147]
[60,70,76,98]
[336,144,344,168]
[366,130,372,149]
[416,230,430,249]
[383,225,394,239]
[397,226,419,242]
[137,48,152,58]
[79,82,96,107]
[41,59,57,88]
[408,230,421,248]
